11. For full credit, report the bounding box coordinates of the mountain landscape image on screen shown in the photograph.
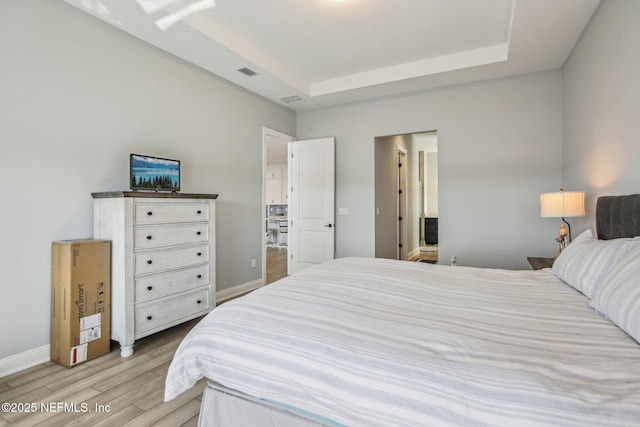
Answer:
[131,155,180,190]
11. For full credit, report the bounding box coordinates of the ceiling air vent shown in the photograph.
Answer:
[280,95,304,104]
[237,67,257,77]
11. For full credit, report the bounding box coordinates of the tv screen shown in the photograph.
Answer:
[130,154,180,191]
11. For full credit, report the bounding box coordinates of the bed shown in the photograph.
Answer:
[165,194,640,426]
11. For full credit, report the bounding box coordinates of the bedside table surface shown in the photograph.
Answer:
[527,257,555,270]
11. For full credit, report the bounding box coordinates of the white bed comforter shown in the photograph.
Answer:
[165,257,640,426]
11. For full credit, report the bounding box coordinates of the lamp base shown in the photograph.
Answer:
[562,217,573,242]
[556,235,567,254]
[556,224,568,253]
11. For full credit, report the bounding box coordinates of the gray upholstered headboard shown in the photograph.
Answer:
[596,194,640,240]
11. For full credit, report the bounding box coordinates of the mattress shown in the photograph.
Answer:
[165,257,640,426]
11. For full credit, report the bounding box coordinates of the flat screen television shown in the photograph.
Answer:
[130,154,180,191]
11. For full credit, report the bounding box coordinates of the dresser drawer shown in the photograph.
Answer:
[134,202,209,225]
[134,245,209,275]
[134,224,209,250]
[135,265,209,304]
[135,289,210,335]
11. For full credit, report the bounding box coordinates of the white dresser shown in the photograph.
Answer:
[92,191,217,357]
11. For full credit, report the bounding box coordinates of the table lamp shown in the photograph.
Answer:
[540,189,585,249]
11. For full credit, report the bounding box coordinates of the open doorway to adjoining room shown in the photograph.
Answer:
[374,131,438,263]
[262,128,295,284]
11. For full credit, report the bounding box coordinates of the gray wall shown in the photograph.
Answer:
[0,0,295,358]
[7,0,636,365]
[562,0,640,235]
[298,71,564,269]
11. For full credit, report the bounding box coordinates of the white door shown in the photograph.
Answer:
[289,138,335,274]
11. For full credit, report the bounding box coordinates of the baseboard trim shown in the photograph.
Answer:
[216,278,264,304]
[408,248,421,261]
[0,280,266,378]
[0,345,50,378]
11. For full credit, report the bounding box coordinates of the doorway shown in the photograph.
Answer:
[262,128,294,284]
[374,131,438,263]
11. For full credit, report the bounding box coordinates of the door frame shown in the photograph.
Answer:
[396,145,408,260]
[262,127,296,285]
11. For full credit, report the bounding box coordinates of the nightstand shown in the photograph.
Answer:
[527,257,555,270]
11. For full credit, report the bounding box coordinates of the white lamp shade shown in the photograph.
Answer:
[540,191,585,218]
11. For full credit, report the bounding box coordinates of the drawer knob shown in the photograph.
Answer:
[147,211,153,216]
[197,252,202,256]
[147,315,153,320]
[147,286,153,291]
[146,235,152,240]
[197,210,202,214]
[196,231,201,235]
[147,260,153,265]
[197,300,202,304]
[197,274,202,279]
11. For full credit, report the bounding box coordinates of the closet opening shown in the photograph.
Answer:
[374,131,438,263]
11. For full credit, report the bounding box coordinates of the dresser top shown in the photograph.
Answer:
[92,191,218,199]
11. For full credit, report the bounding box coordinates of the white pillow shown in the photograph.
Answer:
[552,230,640,298]
[589,245,640,344]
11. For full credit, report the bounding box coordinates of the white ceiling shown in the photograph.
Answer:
[63,0,600,111]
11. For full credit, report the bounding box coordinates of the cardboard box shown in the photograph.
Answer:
[51,239,111,368]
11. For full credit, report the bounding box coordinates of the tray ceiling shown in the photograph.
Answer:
[63,0,600,110]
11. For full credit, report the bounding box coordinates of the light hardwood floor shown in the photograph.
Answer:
[0,318,204,427]
[412,245,439,264]
[2,254,289,427]
[266,247,288,284]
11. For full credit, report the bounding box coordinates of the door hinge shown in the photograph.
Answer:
[399,216,403,221]
[398,163,403,167]
[399,243,403,248]
[398,189,403,194]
